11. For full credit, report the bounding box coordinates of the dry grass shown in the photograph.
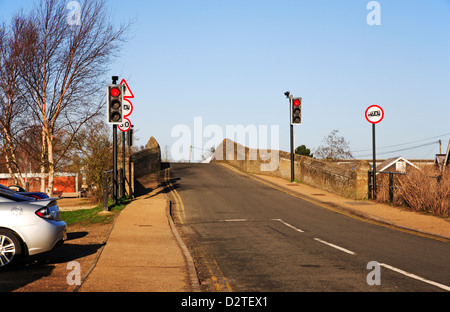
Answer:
[376,166,450,218]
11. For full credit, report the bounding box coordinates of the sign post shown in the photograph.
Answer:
[365,105,384,199]
[119,79,134,198]
[109,77,135,203]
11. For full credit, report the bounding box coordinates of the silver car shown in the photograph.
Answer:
[0,189,66,269]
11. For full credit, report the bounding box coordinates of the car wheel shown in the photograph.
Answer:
[0,229,23,270]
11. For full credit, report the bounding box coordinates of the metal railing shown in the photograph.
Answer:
[102,168,132,211]
[368,170,443,202]
[102,169,114,210]
[368,171,406,202]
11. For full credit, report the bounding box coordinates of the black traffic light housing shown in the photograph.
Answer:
[291,97,302,125]
[107,84,123,124]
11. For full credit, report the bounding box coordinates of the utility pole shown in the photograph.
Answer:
[189,145,192,163]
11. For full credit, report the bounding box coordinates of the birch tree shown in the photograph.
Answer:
[19,0,128,196]
[0,15,33,187]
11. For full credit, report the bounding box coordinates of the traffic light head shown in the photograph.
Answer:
[107,84,123,124]
[291,97,302,125]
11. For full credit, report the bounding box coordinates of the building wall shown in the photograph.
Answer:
[0,175,77,194]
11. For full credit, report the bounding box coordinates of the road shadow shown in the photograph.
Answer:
[0,231,104,292]
[134,163,182,199]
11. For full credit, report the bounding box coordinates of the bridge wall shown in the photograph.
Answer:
[131,137,161,178]
[211,139,371,200]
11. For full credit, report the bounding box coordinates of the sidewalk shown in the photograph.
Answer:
[78,176,198,292]
[238,167,450,242]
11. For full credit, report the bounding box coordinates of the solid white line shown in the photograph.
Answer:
[380,263,450,292]
[314,238,356,255]
[272,219,305,233]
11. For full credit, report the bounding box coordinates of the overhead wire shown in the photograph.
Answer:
[353,141,439,158]
[351,132,450,153]
[351,132,450,158]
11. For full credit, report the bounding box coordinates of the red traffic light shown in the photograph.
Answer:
[293,99,301,106]
[110,87,120,97]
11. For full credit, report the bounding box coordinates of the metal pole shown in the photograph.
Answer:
[290,124,294,182]
[122,130,126,198]
[289,95,294,183]
[113,124,118,204]
[128,126,133,199]
[111,76,119,204]
[372,123,377,200]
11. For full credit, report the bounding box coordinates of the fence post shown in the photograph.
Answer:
[389,172,394,203]
[119,168,124,198]
[103,171,109,211]
[368,171,373,200]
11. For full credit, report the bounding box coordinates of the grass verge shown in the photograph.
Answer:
[60,197,131,226]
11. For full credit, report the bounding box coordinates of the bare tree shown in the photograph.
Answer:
[17,0,129,196]
[71,118,112,203]
[0,14,33,187]
[314,130,353,161]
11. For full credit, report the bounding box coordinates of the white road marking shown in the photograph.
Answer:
[314,238,356,255]
[222,219,249,222]
[272,219,305,233]
[380,263,450,292]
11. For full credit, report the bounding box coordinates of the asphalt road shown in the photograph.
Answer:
[169,163,450,292]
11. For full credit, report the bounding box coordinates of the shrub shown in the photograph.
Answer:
[390,166,450,217]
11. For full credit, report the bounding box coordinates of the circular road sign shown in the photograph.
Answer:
[365,105,384,124]
[118,117,131,132]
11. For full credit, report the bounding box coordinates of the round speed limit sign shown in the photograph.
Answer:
[365,105,384,124]
[118,117,131,132]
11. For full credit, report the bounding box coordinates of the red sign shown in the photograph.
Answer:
[119,79,134,132]
[365,105,384,124]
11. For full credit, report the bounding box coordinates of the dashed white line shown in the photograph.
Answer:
[314,238,356,255]
[380,263,450,292]
[223,219,249,222]
[272,219,305,233]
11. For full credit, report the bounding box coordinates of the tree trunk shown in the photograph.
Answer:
[40,129,46,193]
[46,131,54,198]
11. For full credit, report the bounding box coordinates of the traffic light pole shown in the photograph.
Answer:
[113,124,118,204]
[290,123,294,183]
[112,76,119,204]
[288,94,295,183]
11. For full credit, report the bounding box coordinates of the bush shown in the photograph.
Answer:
[376,166,449,217]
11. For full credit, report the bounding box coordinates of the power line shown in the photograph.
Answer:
[351,132,450,153]
[354,141,438,158]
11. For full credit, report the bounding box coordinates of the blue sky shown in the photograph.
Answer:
[1,0,450,160]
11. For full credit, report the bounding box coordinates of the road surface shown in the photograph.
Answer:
[168,163,450,292]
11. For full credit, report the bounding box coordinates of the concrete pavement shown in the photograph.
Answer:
[77,164,449,292]
[78,171,200,292]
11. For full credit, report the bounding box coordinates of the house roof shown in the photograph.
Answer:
[377,156,418,172]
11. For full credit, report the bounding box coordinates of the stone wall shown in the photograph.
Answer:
[131,137,161,178]
[211,139,371,200]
